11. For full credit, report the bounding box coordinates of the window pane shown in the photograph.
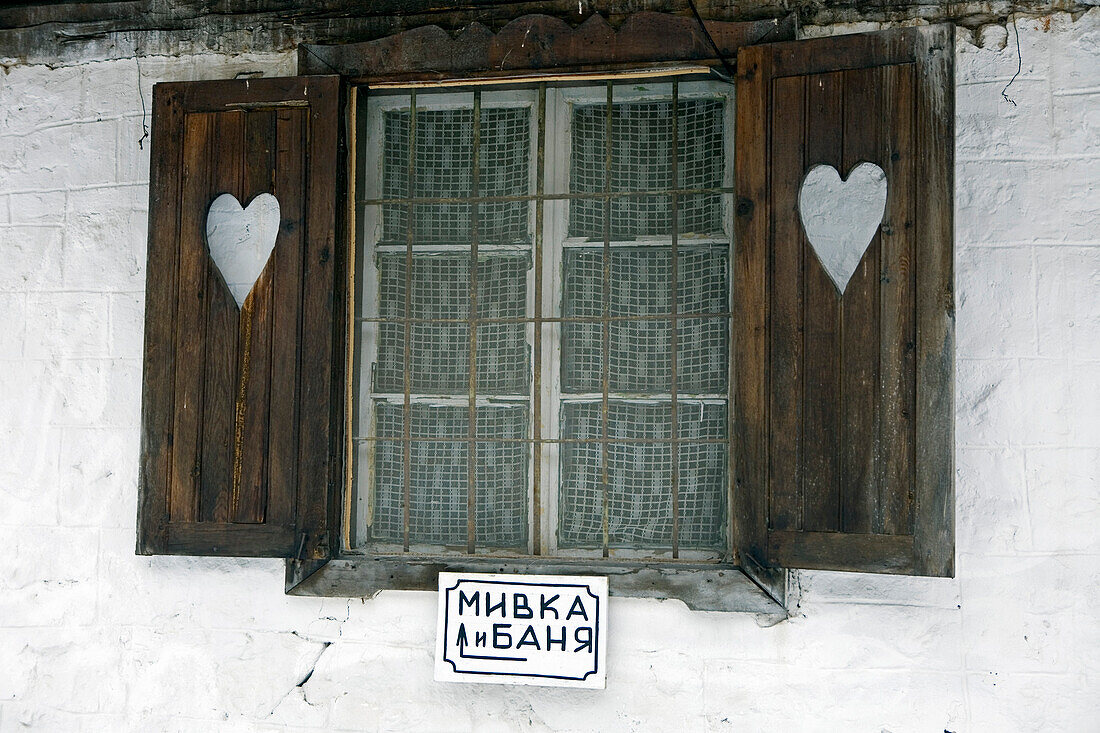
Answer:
[373,253,529,394]
[369,402,528,547]
[557,401,727,549]
[676,317,729,394]
[382,107,530,244]
[561,247,728,393]
[569,98,724,239]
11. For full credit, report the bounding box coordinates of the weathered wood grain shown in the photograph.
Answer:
[267,107,307,529]
[0,1,1077,68]
[296,76,342,562]
[735,25,954,576]
[767,73,805,533]
[199,110,243,524]
[169,111,214,526]
[912,24,955,578]
[731,42,770,570]
[801,69,843,534]
[232,109,278,524]
[137,84,183,555]
[300,13,796,78]
[286,557,786,617]
[138,76,340,558]
[879,62,917,536]
[839,65,881,535]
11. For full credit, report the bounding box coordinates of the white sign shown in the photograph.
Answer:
[435,572,608,689]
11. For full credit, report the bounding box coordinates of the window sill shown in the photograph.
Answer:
[284,555,788,619]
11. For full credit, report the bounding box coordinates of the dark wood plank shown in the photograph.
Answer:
[199,110,244,523]
[838,65,881,535]
[166,522,297,557]
[299,13,797,78]
[879,62,917,536]
[297,76,342,561]
[231,109,278,524]
[767,74,805,532]
[137,85,184,555]
[912,25,955,577]
[768,530,915,574]
[747,25,954,576]
[732,44,771,569]
[2,7,806,68]
[765,28,917,79]
[268,107,307,527]
[169,111,215,525]
[139,75,340,557]
[800,69,843,533]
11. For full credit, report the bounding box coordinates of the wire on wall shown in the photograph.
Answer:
[1001,14,1022,106]
[136,56,149,150]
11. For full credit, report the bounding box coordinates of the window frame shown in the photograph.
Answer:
[284,13,802,614]
[321,74,786,615]
[350,78,736,562]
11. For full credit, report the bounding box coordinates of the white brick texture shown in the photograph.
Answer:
[0,14,1098,731]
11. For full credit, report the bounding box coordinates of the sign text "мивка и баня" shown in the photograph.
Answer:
[434,573,608,689]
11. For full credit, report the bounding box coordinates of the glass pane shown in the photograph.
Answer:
[381,107,530,244]
[676,442,727,548]
[676,317,728,393]
[373,253,528,394]
[557,401,727,549]
[569,98,724,239]
[561,247,727,393]
[677,245,728,315]
[369,402,528,547]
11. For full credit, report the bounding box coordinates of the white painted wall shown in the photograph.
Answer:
[0,13,1097,731]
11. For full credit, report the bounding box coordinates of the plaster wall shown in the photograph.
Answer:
[0,13,1097,731]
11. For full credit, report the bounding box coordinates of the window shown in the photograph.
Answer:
[351,80,733,560]
[135,16,955,613]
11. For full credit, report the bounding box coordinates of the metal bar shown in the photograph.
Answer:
[402,90,416,552]
[359,186,734,206]
[373,238,727,252]
[532,83,546,556]
[365,392,728,403]
[468,90,481,555]
[356,311,733,325]
[670,81,680,558]
[355,436,730,445]
[601,81,613,558]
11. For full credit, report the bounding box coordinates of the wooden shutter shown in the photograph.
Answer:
[733,26,954,576]
[137,76,342,559]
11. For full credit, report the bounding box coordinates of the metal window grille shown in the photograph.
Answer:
[381,107,530,244]
[569,99,724,239]
[355,79,733,559]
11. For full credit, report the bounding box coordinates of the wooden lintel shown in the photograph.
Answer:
[298,13,797,78]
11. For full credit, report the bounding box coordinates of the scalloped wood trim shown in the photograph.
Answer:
[299,12,797,79]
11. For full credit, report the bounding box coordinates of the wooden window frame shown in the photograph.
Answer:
[289,13,798,615]
[350,79,735,561]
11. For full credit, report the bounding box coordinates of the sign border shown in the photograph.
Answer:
[434,572,609,689]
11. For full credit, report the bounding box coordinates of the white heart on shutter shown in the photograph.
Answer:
[205,192,281,308]
[797,162,888,294]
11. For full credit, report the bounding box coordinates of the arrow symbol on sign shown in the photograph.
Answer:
[455,623,527,662]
